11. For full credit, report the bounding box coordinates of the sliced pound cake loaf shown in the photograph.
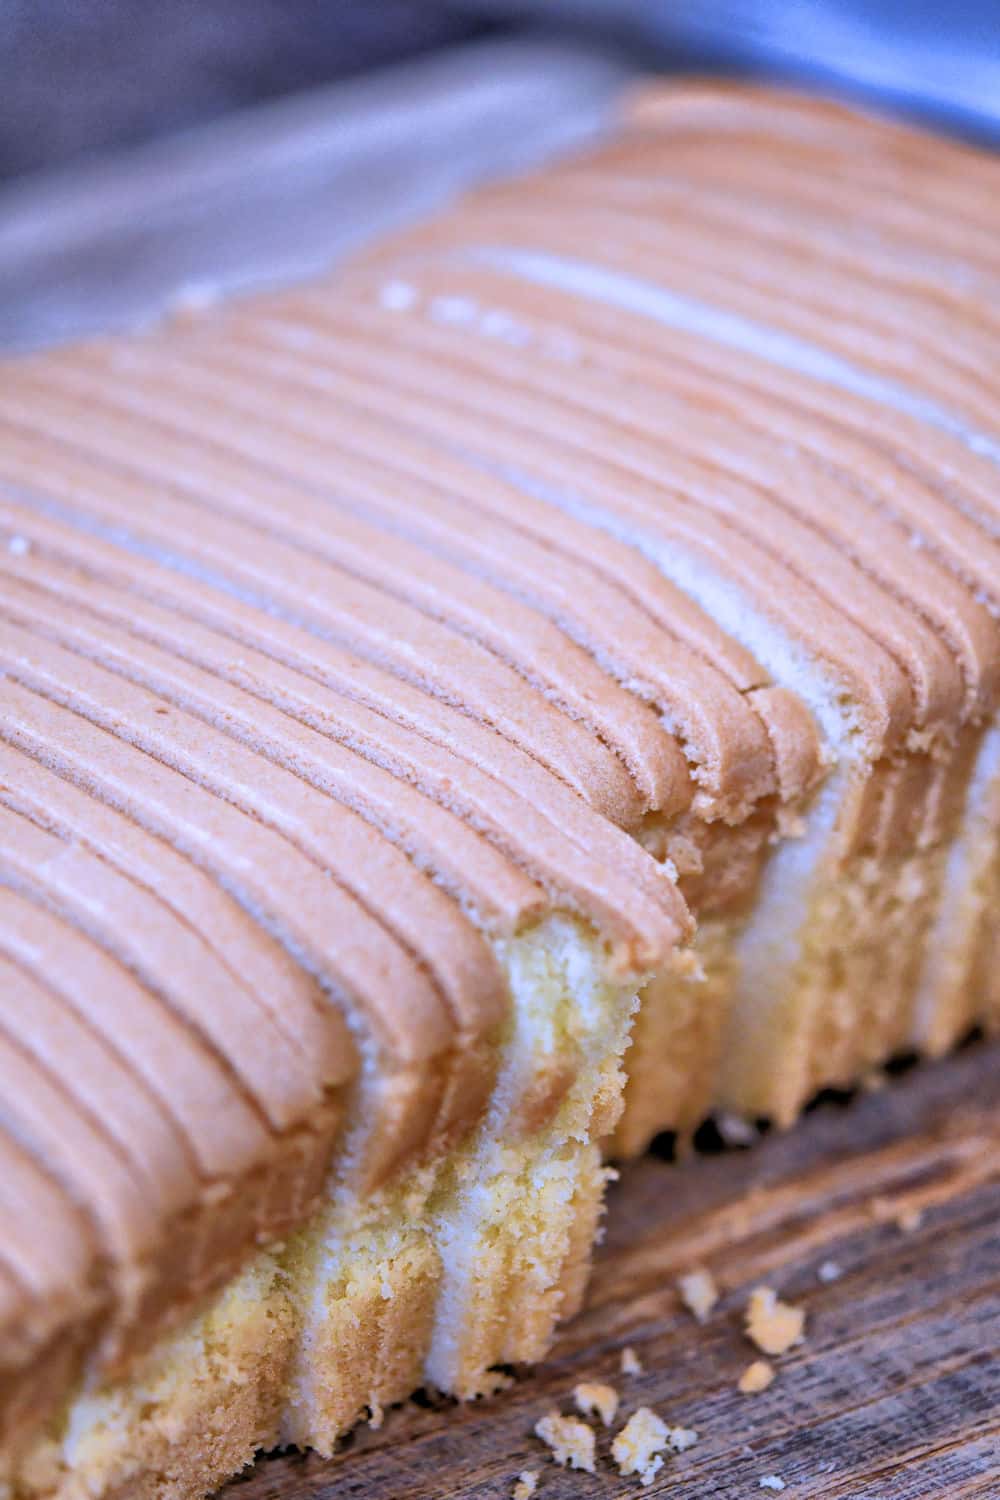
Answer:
[0,80,998,1500]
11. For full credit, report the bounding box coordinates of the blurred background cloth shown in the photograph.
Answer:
[0,38,630,347]
[0,1,495,179]
[461,0,1000,142]
[2,0,998,182]
[1,1,996,350]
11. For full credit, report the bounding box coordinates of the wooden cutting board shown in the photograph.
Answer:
[225,1042,1000,1498]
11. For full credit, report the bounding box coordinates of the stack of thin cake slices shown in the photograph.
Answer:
[1,82,998,1500]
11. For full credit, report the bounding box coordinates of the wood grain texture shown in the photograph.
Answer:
[225,1044,1000,1498]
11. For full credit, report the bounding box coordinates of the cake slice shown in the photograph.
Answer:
[1,79,998,1500]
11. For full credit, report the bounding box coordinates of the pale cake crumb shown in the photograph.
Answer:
[745,1287,806,1356]
[817,1259,842,1284]
[677,1267,719,1324]
[870,1196,924,1232]
[896,1205,924,1233]
[513,1471,538,1499]
[611,1407,670,1486]
[573,1381,619,1426]
[759,1476,787,1491]
[666,1424,699,1452]
[621,1346,643,1377]
[533,1412,596,1473]
[739,1358,776,1395]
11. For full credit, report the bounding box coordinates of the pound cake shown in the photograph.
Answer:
[1,82,998,1500]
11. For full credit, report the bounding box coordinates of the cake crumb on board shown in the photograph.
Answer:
[512,1471,538,1499]
[611,1407,670,1486]
[738,1359,776,1394]
[745,1286,806,1355]
[677,1267,719,1323]
[621,1346,643,1377]
[573,1381,619,1426]
[533,1412,596,1473]
[817,1259,842,1284]
[870,1196,924,1232]
[759,1476,786,1491]
[896,1205,924,1233]
[666,1424,698,1452]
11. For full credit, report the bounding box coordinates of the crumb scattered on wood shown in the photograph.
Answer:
[759,1476,786,1491]
[512,1471,538,1499]
[534,1412,596,1473]
[745,1287,805,1356]
[678,1267,719,1323]
[573,1381,619,1427]
[896,1205,924,1233]
[666,1424,698,1452]
[738,1359,776,1395]
[612,1407,670,1486]
[870,1195,924,1232]
[817,1259,842,1284]
[621,1346,643,1377]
